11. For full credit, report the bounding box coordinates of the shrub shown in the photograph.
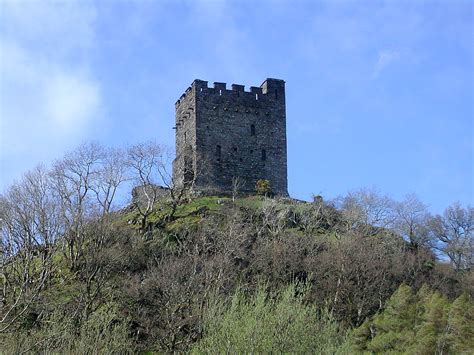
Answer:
[192,284,349,353]
[256,179,272,196]
[0,304,136,354]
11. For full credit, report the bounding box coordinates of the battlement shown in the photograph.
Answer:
[175,78,285,107]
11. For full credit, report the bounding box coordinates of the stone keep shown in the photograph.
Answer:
[172,78,288,196]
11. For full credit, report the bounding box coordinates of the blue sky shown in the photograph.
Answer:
[1,0,472,213]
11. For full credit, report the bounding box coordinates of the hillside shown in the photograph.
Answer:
[1,143,473,353]
[2,192,473,353]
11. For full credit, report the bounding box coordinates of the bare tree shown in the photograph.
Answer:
[50,142,104,269]
[231,176,245,202]
[336,187,396,235]
[429,203,473,271]
[0,166,62,332]
[315,231,407,325]
[298,195,334,234]
[91,147,128,217]
[393,194,432,250]
[127,141,213,233]
[127,142,169,231]
[260,198,290,238]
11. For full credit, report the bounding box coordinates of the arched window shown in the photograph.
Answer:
[250,124,255,136]
[261,149,266,161]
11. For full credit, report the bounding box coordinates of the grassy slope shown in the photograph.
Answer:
[122,195,276,231]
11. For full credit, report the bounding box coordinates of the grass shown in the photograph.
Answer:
[120,194,312,238]
[174,196,230,217]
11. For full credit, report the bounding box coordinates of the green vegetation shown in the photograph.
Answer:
[256,178,272,196]
[1,143,472,353]
[1,194,473,353]
[351,284,474,354]
[2,304,135,354]
[125,196,231,227]
[193,284,349,353]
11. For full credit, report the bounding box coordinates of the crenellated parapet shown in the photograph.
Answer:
[175,78,285,108]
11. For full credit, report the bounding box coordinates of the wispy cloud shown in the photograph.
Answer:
[0,1,101,183]
[372,48,407,79]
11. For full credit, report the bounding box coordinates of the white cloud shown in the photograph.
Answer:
[0,1,101,172]
[1,0,96,54]
[45,72,100,131]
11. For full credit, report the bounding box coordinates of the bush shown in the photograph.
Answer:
[256,179,272,196]
[192,284,349,353]
[0,304,136,354]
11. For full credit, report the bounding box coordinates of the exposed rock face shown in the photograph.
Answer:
[131,185,170,205]
[173,78,288,196]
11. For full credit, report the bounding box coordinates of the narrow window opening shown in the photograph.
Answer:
[184,131,187,142]
[216,145,221,159]
[255,93,259,100]
[261,149,266,161]
[219,89,222,96]
[200,87,203,93]
[250,124,255,136]
[233,147,238,152]
[275,89,278,99]
[250,149,254,154]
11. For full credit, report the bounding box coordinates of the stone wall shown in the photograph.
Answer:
[173,78,288,196]
[173,83,197,188]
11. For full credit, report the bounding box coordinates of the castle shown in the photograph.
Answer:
[172,78,288,196]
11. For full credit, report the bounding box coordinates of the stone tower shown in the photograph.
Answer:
[172,78,288,196]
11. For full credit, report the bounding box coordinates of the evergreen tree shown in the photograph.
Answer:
[350,284,474,354]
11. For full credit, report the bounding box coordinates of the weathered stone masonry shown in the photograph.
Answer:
[172,78,288,196]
